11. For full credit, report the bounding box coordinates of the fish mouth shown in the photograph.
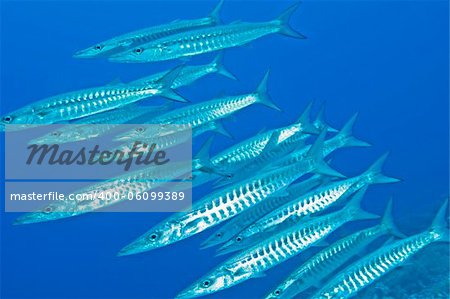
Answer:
[117,239,155,257]
[175,287,200,299]
[215,242,244,256]
[199,234,229,250]
[13,213,49,225]
[73,50,93,59]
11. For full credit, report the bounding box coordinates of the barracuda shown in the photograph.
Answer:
[29,103,172,145]
[273,113,371,169]
[216,152,400,255]
[201,175,332,249]
[116,132,344,256]
[13,161,192,225]
[113,71,280,142]
[266,199,405,299]
[212,113,354,187]
[109,3,305,63]
[0,66,187,131]
[188,107,334,190]
[130,53,236,88]
[112,119,231,156]
[175,188,379,299]
[312,200,449,299]
[207,102,323,174]
[74,0,224,58]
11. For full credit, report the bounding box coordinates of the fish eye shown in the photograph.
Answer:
[148,233,159,241]
[201,279,212,288]
[51,131,61,136]
[273,289,281,296]
[95,45,103,50]
[136,127,145,133]
[43,206,53,214]
[236,236,243,242]
[2,116,13,123]
[134,48,144,54]
[216,232,223,238]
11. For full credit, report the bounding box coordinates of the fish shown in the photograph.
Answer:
[272,113,371,169]
[211,126,310,187]
[203,101,324,175]
[265,198,405,299]
[28,103,172,144]
[200,174,334,250]
[0,65,187,132]
[175,188,379,299]
[113,71,280,142]
[216,152,400,255]
[13,161,192,225]
[312,199,449,299]
[73,0,224,58]
[130,53,237,88]
[116,131,344,256]
[109,119,232,158]
[109,3,305,63]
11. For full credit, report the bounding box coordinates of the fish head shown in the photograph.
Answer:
[216,233,250,256]
[265,275,307,299]
[176,267,236,299]
[118,220,183,256]
[28,127,85,145]
[73,42,119,58]
[113,125,151,142]
[14,201,78,225]
[0,110,44,131]
[109,43,176,63]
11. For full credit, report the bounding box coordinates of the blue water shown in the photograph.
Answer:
[1,1,448,298]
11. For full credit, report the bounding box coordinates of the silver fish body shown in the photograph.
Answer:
[74,1,223,58]
[218,153,400,255]
[114,71,278,142]
[29,104,171,144]
[109,3,304,63]
[201,175,328,249]
[209,103,322,174]
[218,180,356,255]
[266,199,402,299]
[117,149,333,256]
[1,82,168,131]
[176,190,376,299]
[130,53,236,88]
[14,161,191,225]
[312,200,448,299]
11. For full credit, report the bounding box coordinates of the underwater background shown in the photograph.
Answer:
[0,0,448,298]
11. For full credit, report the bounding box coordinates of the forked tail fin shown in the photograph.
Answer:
[211,53,237,80]
[209,0,224,25]
[345,186,380,221]
[211,120,233,139]
[359,152,401,186]
[430,199,449,242]
[275,2,306,39]
[335,113,371,148]
[255,70,282,111]
[295,101,320,134]
[313,103,338,133]
[380,198,407,238]
[308,129,346,178]
[157,64,188,102]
